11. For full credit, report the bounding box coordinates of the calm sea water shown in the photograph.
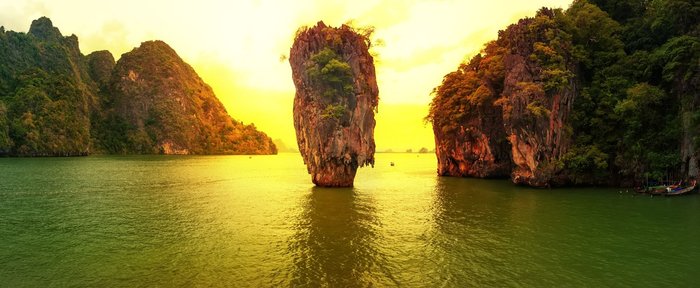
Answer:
[0,153,698,287]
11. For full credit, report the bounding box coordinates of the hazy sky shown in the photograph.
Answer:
[0,0,572,151]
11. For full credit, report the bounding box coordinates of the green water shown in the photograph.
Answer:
[0,153,698,287]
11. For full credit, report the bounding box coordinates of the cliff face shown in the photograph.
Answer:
[0,17,276,156]
[498,12,576,187]
[429,9,576,187]
[677,58,700,181]
[433,105,511,178]
[0,17,96,156]
[106,41,276,155]
[431,1,700,187]
[431,46,512,179]
[290,22,378,187]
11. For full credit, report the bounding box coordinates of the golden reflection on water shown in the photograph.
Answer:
[2,155,699,286]
[285,187,394,287]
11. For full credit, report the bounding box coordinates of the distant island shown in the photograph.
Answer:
[428,0,699,187]
[0,17,276,156]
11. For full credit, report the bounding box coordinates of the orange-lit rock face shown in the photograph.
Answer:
[434,113,511,179]
[289,22,378,187]
[499,15,575,187]
[109,41,277,155]
[430,9,575,187]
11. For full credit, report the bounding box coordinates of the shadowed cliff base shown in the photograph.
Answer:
[290,22,378,187]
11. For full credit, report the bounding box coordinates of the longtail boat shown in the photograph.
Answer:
[665,185,697,197]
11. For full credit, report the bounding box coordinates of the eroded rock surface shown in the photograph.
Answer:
[429,9,575,187]
[107,41,277,155]
[290,22,378,187]
[499,12,576,187]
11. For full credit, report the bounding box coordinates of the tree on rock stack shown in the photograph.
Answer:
[289,22,379,187]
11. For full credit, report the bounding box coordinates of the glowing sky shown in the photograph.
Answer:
[0,0,573,151]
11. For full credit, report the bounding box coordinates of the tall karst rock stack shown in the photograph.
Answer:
[290,22,379,187]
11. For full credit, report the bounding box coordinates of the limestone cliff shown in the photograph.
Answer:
[677,64,699,181]
[290,22,378,187]
[106,41,276,155]
[0,17,97,156]
[0,17,276,156]
[86,50,115,90]
[429,9,576,187]
[430,1,700,187]
[498,11,576,187]
[431,49,512,179]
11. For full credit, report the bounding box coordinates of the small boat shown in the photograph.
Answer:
[665,185,697,197]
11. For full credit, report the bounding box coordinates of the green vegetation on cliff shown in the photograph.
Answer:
[0,17,94,156]
[100,40,276,155]
[0,17,276,156]
[305,47,355,123]
[290,22,378,187]
[429,0,699,185]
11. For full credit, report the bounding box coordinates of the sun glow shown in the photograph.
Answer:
[0,0,572,151]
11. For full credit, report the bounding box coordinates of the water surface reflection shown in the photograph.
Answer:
[428,177,525,286]
[283,187,394,286]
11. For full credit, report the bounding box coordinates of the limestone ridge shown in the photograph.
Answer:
[104,40,276,154]
[290,21,378,187]
[430,0,700,187]
[0,17,276,156]
[430,9,578,187]
[28,17,63,42]
[0,17,97,156]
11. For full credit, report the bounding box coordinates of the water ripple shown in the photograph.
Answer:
[0,154,698,286]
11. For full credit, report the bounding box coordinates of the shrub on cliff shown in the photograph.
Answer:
[305,47,355,124]
[0,102,12,153]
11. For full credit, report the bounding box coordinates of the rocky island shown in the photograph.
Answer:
[289,22,379,187]
[0,17,276,156]
[428,0,699,187]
